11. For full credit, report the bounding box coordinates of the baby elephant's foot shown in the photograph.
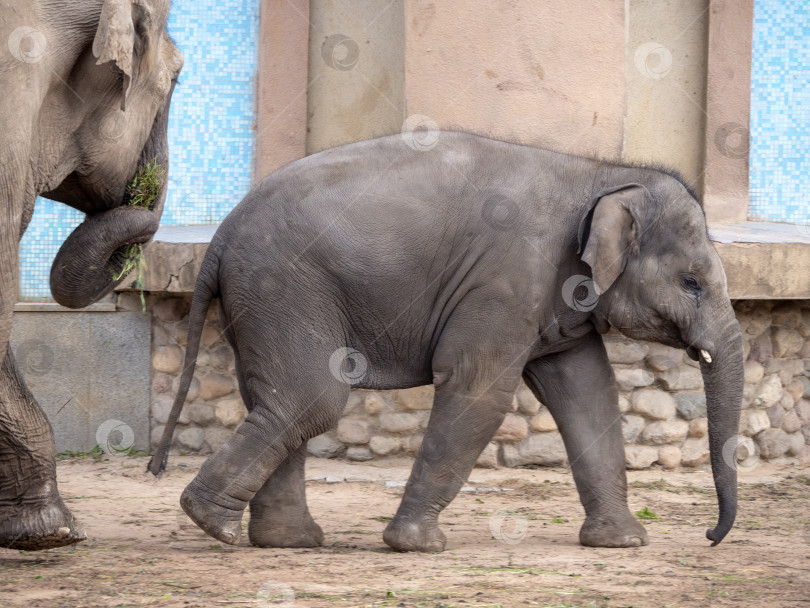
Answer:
[383,516,446,552]
[180,483,244,545]
[248,505,324,548]
[579,511,648,548]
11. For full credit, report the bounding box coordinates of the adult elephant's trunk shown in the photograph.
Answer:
[696,311,744,546]
[49,204,162,308]
[49,90,172,309]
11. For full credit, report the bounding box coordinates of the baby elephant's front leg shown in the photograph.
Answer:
[523,332,647,548]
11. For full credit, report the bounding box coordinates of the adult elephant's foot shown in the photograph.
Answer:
[180,482,243,545]
[579,511,648,548]
[383,516,446,552]
[248,505,324,548]
[0,498,86,551]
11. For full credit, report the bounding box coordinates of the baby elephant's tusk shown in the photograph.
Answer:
[700,349,712,364]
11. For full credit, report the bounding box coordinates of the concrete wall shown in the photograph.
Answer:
[144,294,810,469]
[10,309,151,453]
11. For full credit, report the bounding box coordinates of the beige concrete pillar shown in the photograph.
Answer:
[254,0,311,180]
[305,0,405,154]
[623,0,709,190]
[702,0,753,223]
[403,0,626,156]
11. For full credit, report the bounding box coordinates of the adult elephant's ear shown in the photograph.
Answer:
[578,185,645,295]
[92,0,148,111]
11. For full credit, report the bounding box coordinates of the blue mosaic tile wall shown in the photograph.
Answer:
[749,0,810,225]
[18,0,259,300]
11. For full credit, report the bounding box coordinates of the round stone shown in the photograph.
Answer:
[475,443,499,468]
[631,388,677,420]
[529,409,557,432]
[307,432,345,458]
[641,420,689,446]
[346,446,373,461]
[187,402,215,425]
[178,427,205,450]
[151,394,189,425]
[680,436,710,467]
[624,445,658,469]
[153,345,182,374]
[337,419,371,444]
[199,373,234,401]
[379,412,420,434]
[493,414,529,442]
[756,428,791,459]
[215,398,246,427]
[621,415,646,443]
[172,375,200,402]
[369,435,400,456]
[688,417,708,438]
[364,393,387,415]
[657,446,681,469]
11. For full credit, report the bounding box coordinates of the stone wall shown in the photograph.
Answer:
[143,294,810,469]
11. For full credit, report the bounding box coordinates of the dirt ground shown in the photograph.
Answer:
[1,455,809,608]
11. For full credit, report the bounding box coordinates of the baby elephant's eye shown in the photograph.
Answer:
[681,274,701,292]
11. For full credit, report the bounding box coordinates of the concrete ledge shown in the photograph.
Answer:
[115,226,215,294]
[123,222,810,299]
[14,302,117,312]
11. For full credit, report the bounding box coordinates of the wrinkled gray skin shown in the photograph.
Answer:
[0,0,182,550]
[152,131,743,552]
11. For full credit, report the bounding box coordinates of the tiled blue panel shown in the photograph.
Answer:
[18,202,84,302]
[18,0,259,300]
[162,0,259,226]
[749,0,810,225]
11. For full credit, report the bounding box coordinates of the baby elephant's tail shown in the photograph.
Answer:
[147,249,220,477]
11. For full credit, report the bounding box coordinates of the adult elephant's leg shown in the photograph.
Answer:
[522,332,647,547]
[248,443,323,547]
[0,347,85,549]
[222,324,323,548]
[384,298,531,552]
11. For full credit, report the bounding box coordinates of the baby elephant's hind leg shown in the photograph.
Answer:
[248,442,324,547]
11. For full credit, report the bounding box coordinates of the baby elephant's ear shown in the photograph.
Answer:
[580,185,645,295]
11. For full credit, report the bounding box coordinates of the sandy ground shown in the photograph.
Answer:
[1,455,809,608]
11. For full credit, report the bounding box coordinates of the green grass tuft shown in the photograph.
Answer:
[635,506,661,520]
[125,158,165,210]
[109,158,165,312]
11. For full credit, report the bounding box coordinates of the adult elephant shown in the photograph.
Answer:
[0,0,182,550]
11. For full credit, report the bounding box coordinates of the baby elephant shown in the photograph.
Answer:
[151,131,743,552]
